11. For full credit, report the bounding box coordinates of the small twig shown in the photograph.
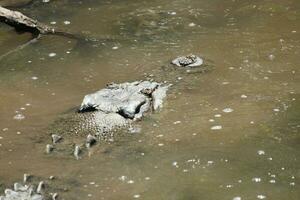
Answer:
[0,36,39,61]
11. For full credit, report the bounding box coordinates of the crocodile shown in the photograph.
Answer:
[46,81,169,158]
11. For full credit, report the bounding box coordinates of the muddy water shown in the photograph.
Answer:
[0,0,299,199]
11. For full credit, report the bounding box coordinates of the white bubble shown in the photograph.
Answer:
[269,179,276,183]
[118,176,127,181]
[31,76,38,80]
[268,54,275,60]
[257,150,265,155]
[112,46,119,50]
[211,125,222,130]
[257,195,266,199]
[64,20,71,25]
[133,194,140,198]
[233,196,241,200]
[14,114,25,120]
[252,177,261,182]
[214,114,222,118]
[49,53,56,57]
[188,22,196,27]
[223,108,234,113]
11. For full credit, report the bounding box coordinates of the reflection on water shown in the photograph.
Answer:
[0,0,299,199]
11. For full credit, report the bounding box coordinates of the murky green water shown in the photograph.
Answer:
[0,0,299,199]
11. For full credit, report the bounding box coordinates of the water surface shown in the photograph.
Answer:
[0,0,299,199]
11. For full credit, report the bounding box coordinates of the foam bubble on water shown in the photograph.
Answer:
[268,54,275,60]
[127,180,134,184]
[257,150,265,155]
[133,194,141,198]
[173,121,181,124]
[172,161,178,167]
[257,195,266,199]
[211,125,222,130]
[223,108,234,113]
[31,76,38,80]
[233,197,242,200]
[50,21,56,25]
[112,46,119,50]
[118,176,127,181]
[214,114,222,118]
[209,119,215,122]
[270,174,276,178]
[207,161,214,165]
[188,22,196,27]
[64,20,71,25]
[273,108,280,112]
[49,53,56,57]
[252,177,261,182]
[269,179,276,183]
[14,114,25,120]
